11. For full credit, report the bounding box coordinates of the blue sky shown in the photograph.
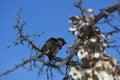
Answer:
[0,0,120,80]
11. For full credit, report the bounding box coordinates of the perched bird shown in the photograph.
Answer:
[37,37,66,59]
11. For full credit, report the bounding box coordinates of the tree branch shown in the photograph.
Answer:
[15,25,41,52]
[0,57,58,77]
[95,2,120,23]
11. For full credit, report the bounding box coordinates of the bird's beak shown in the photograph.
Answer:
[64,42,67,44]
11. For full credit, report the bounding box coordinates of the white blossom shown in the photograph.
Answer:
[77,49,88,59]
[95,28,100,32]
[85,69,92,74]
[81,22,89,26]
[67,6,120,80]
[69,27,77,32]
[68,16,79,23]
[74,31,79,35]
[88,77,93,80]
[95,71,114,80]
[69,67,82,80]
[93,52,101,58]
[100,34,106,38]
[89,38,97,42]
[95,61,103,68]
[106,35,112,40]
[102,42,108,47]
[84,8,93,13]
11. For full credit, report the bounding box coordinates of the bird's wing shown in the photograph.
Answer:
[41,38,57,54]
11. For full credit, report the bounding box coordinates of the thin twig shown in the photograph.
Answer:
[116,48,120,55]
[95,2,120,23]
[105,17,120,31]
[0,58,58,77]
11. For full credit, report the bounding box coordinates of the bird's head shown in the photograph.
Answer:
[57,38,67,46]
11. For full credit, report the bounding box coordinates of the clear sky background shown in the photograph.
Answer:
[0,0,120,80]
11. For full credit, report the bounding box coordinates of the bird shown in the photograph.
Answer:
[37,37,66,59]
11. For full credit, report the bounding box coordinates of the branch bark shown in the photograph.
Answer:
[0,58,58,77]
[95,2,120,23]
